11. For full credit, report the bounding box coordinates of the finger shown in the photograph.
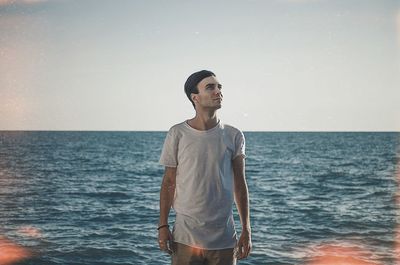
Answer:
[159,241,172,255]
[163,247,172,255]
[240,248,247,259]
[160,247,172,255]
[243,243,249,255]
[243,243,252,258]
[243,244,250,258]
[238,244,250,260]
[159,241,167,250]
[165,243,172,255]
[236,245,243,260]
[168,240,174,254]
[247,244,252,256]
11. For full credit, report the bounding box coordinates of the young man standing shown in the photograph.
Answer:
[158,70,252,265]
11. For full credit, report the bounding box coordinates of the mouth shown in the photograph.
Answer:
[214,98,222,101]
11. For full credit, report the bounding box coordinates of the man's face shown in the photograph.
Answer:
[192,76,223,110]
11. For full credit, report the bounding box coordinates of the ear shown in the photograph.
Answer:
[191,93,198,103]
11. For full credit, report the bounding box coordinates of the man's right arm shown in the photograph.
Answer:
[158,166,176,254]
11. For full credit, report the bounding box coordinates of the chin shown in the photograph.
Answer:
[207,103,222,110]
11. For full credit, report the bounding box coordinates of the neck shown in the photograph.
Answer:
[188,109,219,131]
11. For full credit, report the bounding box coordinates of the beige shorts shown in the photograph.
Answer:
[171,242,236,265]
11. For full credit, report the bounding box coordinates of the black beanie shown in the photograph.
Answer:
[184,70,215,106]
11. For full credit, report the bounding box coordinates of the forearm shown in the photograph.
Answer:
[234,176,252,259]
[159,175,175,226]
[235,182,251,231]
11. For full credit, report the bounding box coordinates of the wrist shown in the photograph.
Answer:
[157,224,169,230]
[242,226,251,233]
[158,219,168,227]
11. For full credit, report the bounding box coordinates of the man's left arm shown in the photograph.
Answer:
[233,155,252,260]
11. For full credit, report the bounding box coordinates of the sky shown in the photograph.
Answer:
[0,0,399,131]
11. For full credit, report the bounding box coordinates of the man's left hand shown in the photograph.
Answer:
[236,229,252,260]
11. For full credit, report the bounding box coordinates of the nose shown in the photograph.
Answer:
[216,88,222,97]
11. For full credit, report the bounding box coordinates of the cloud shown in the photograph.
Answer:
[0,0,47,6]
[277,0,325,3]
[397,9,400,47]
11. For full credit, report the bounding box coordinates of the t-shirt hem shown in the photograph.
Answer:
[159,162,177,167]
[232,153,246,160]
[173,240,236,250]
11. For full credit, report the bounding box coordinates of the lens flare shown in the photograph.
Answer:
[0,236,32,265]
[307,243,381,265]
[190,245,203,256]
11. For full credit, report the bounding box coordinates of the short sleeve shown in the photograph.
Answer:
[233,131,246,160]
[159,128,178,167]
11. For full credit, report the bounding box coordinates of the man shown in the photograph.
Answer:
[158,70,251,265]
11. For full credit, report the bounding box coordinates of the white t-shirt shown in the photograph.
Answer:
[159,120,246,249]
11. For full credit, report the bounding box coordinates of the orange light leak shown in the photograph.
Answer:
[307,243,381,265]
[189,245,203,256]
[306,145,400,265]
[0,236,32,265]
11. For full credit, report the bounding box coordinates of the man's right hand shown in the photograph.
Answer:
[158,226,173,255]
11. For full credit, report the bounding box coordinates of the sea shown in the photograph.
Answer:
[0,131,399,265]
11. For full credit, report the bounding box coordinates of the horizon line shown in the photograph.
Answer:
[0,130,399,133]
